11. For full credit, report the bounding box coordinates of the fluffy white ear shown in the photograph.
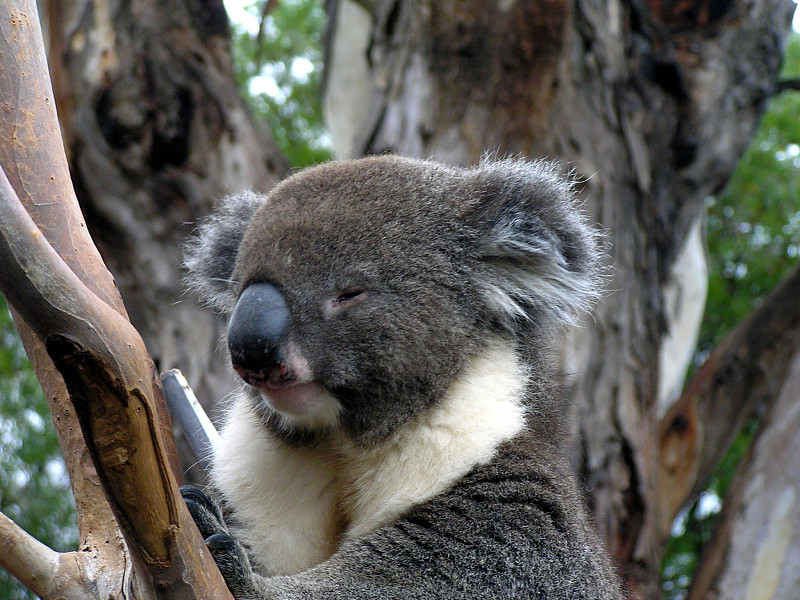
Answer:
[184,191,266,315]
[466,158,604,330]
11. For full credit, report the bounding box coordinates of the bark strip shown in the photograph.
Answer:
[658,262,800,533]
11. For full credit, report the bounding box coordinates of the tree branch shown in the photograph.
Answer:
[775,78,800,94]
[687,350,800,600]
[0,162,181,565]
[0,510,60,598]
[658,261,800,534]
[0,509,124,600]
[0,0,127,548]
[0,2,231,596]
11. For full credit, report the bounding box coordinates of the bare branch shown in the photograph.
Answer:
[0,510,125,600]
[0,1,125,314]
[0,511,60,598]
[254,0,280,69]
[0,3,229,593]
[0,0,128,550]
[775,78,800,94]
[687,351,800,600]
[658,262,800,533]
[0,161,181,565]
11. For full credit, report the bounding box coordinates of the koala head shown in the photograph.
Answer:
[185,156,602,445]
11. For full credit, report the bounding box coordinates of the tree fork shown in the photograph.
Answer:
[658,261,800,532]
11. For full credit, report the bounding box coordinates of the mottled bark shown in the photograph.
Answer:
[323,0,795,596]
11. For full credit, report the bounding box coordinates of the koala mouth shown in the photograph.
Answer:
[232,351,341,426]
[258,381,324,416]
[254,382,342,427]
[233,364,294,389]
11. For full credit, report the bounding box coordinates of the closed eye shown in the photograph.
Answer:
[335,287,366,304]
[324,287,367,319]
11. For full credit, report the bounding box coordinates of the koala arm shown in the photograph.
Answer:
[184,444,619,600]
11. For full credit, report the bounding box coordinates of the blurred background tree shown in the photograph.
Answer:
[661,32,800,600]
[229,0,333,166]
[701,34,800,354]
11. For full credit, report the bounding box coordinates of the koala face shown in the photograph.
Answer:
[186,156,601,445]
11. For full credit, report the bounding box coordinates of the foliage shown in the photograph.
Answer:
[661,33,800,600]
[228,0,333,167]
[0,295,78,600]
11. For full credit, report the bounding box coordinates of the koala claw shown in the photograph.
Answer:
[181,485,227,540]
[181,486,259,598]
[206,532,237,554]
[205,533,258,598]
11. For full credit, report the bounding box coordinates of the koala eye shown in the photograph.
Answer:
[324,287,367,318]
[335,287,366,305]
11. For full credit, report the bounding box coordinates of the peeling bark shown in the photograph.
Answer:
[688,351,800,600]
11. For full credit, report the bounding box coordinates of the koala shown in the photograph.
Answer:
[182,155,621,599]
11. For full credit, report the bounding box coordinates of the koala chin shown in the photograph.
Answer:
[182,155,621,599]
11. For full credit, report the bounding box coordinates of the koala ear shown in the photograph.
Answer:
[465,158,604,330]
[184,191,266,315]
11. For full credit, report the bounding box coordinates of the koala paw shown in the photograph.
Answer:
[181,486,260,598]
[181,485,227,538]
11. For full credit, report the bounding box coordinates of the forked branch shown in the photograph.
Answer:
[0,161,180,563]
[658,261,800,533]
[0,1,231,597]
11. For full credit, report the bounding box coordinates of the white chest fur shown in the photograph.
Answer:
[212,343,527,576]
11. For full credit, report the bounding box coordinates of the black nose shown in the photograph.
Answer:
[227,282,290,376]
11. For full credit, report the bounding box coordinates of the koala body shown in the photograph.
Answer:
[183,156,621,599]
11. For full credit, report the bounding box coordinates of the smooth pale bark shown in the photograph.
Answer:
[0,0,129,579]
[687,348,800,600]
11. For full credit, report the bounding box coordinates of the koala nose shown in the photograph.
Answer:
[227,282,291,381]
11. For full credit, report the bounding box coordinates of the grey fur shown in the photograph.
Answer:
[184,190,266,314]
[183,155,620,599]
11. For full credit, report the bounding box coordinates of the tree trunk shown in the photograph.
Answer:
[323,0,795,596]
